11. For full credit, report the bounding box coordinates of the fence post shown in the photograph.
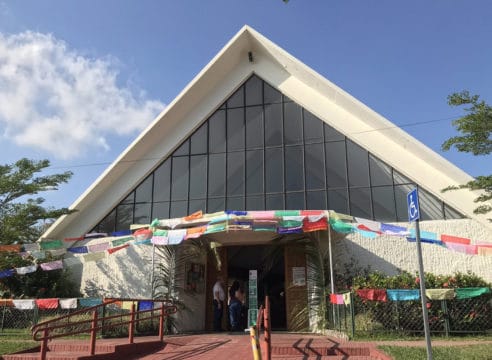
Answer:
[441,300,450,337]
[395,301,400,331]
[101,302,106,338]
[90,309,98,355]
[1,302,6,332]
[128,302,135,344]
[159,304,164,342]
[350,292,355,338]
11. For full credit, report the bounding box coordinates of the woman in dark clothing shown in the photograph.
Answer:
[228,280,244,331]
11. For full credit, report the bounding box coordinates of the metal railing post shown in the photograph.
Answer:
[129,302,135,344]
[90,309,98,355]
[40,328,49,360]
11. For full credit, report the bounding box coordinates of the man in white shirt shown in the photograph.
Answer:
[212,275,225,331]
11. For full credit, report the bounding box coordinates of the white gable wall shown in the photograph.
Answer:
[41,27,492,310]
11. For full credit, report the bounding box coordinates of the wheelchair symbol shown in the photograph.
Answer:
[409,198,418,218]
[407,190,420,221]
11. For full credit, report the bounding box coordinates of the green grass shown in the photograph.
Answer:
[379,344,492,360]
[352,331,492,341]
[0,340,38,355]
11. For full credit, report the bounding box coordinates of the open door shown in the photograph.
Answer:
[284,244,308,331]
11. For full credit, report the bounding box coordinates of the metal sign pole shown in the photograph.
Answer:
[415,219,433,360]
[408,188,432,360]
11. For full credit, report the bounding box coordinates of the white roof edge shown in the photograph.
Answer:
[42,25,492,239]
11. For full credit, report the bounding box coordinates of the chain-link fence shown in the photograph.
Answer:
[328,291,492,337]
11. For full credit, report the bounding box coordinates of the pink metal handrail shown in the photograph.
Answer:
[254,296,272,360]
[31,298,177,360]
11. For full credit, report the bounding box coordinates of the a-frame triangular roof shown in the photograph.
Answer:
[42,25,491,239]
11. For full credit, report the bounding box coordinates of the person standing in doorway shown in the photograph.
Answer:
[213,275,226,331]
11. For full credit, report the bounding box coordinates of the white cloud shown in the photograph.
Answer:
[0,31,164,159]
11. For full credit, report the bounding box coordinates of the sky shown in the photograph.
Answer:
[0,0,491,210]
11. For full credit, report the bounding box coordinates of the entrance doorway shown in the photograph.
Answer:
[227,245,286,330]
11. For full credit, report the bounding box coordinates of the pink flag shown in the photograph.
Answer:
[40,260,63,271]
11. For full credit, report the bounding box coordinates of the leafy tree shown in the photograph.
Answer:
[442,91,492,219]
[0,158,80,298]
[0,158,73,244]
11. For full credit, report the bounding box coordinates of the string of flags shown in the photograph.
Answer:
[330,287,491,305]
[0,297,166,311]
[0,210,491,279]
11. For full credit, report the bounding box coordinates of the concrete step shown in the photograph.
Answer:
[2,340,166,360]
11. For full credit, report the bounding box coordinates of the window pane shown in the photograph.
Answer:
[305,143,325,190]
[394,184,413,221]
[121,191,134,204]
[444,204,465,219]
[246,106,264,149]
[324,124,344,142]
[307,191,327,210]
[116,204,133,231]
[191,122,208,155]
[328,189,348,214]
[370,155,393,186]
[265,148,284,193]
[98,209,116,234]
[227,108,245,151]
[245,75,262,106]
[152,202,169,219]
[286,192,305,210]
[171,156,189,200]
[189,199,206,214]
[135,174,153,203]
[303,110,323,143]
[419,188,443,220]
[173,139,189,156]
[393,170,413,185]
[170,201,188,218]
[325,141,347,188]
[265,104,283,146]
[227,86,244,108]
[227,197,245,211]
[209,110,226,153]
[246,150,264,195]
[134,203,151,224]
[266,194,284,210]
[349,187,372,219]
[285,146,304,191]
[347,140,369,187]
[208,198,225,213]
[284,102,302,145]
[372,186,396,222]
[227,152,245,196]
[264,82,282,104]
[208,154,226,197]
[153,159,171,202]
[246,196,265,211]
[190,155,207,199]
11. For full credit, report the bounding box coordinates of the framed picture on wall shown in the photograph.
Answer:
[185,262,205,293]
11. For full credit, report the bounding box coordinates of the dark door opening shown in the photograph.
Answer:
[227,244,286,330]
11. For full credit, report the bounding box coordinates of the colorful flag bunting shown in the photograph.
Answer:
[40,260,63,271]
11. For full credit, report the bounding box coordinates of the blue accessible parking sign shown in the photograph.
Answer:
[407,188,420,222]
